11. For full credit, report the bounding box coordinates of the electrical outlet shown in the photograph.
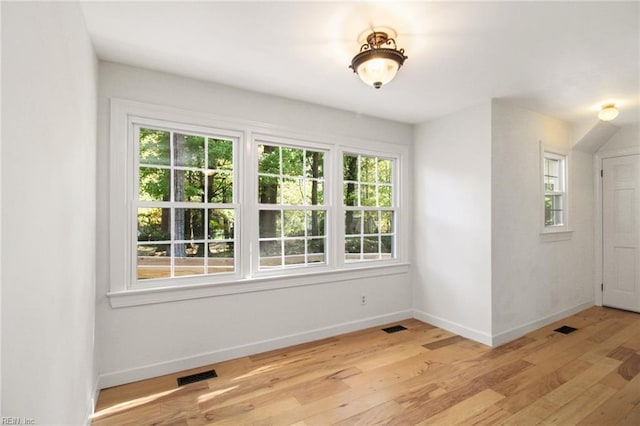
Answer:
[361,295,367,305]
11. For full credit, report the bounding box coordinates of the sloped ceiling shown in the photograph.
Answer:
[81,1,640,126]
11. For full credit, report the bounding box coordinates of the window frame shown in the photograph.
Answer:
[341,151,398,264]
[108,99,409,307]
[251,134,332,276]
[540,144,571,236]
[132,121,241,288]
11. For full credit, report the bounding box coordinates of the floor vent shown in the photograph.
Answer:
[554,325,578,335]
[382,325,407,334]
[177,369,217,386]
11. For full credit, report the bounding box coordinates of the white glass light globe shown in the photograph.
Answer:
[598,105,619,121]
[356,57,400,89]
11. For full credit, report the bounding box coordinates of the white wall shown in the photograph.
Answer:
[599,123,640,152]
[96,62,413,387]
[491,100,594,343]
[412,102,493,344]
[1,3,97,424]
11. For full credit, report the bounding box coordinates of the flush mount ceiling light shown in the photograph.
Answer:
[349,31,408,89]
[598,104,619,121]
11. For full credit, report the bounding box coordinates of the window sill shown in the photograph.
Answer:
[108,262,411,308]
[539,229,573,242]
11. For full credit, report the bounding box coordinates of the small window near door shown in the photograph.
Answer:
[543,151,567,229]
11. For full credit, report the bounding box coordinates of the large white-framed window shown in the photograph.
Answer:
[134,124,238,284]
[108,99,409,307]
[255,140,328,271]
[542,150,569,232]
[342,152,396,262]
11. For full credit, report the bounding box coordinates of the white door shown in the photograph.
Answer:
[603,154,640,312]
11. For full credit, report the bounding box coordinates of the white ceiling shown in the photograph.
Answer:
[81,1,640,126]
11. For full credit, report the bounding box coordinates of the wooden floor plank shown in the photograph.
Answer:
[92,306,640,426]
[417,388,505,425]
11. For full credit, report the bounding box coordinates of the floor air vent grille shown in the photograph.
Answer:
[177,369,217,386]
[382,325,408,334]
[554,325,578,335]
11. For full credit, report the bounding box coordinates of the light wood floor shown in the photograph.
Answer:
[93,306,640,425]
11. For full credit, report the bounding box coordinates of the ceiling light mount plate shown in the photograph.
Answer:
[357,26,397,45]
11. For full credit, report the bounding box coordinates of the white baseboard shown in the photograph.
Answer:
[412,309,493,346]
[413,302,594,348]
[85,374,100,425]
[490,301,594,347]
[97,303,595,390]
[98,309,413,389]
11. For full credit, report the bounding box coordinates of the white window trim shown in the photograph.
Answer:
[131,119,243,288]
[339,149,400,266]
[251,133,334,277]
[539,142,572,239]
[108,99,409,307]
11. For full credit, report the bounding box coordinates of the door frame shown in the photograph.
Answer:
[594,146,640,306]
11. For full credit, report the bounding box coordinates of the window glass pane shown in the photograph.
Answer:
[305,151,324,178]
[546,158,559,177]
[284,240,305,265]
[207,171,233,203]
[283,210,305,237]
[208,242,233,258]
[258,145,280,174]
[208,242,234,273]
[544,176,559,192]
[544,158,561,191]
[378,185,392,207]
[137,208,170,242]
[364,211,379,234]
[554,209,563,225]
[307,238,325,255]
[545,195,564,226]
[259,210,282,238]
[208,209,234,240]
[174,243,205,277]
[305,180,324,205]
[343,155,358,180]
[208,138,233,170]
[378,159,392,183]
[344,183,358,206]
[259,176,280,204]
[260,240,282,268]
[174,170,204,202]
[137,243,170,280]
[282,147,304,177]
[360,156,377,183]
[174,133,205,168]
[175,209,204,241]
[363,236,379,255]
[139,167,170,201]
[307,211,325,236]
[345,237,361,258]
[360,184,376,207]
[282,178,304,205]
[345,211,362,235]
[381,236,393,257]
[380,211,393,234]
[139,128,170,166]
